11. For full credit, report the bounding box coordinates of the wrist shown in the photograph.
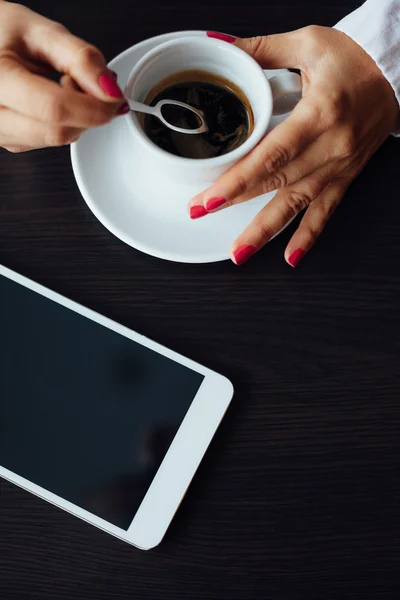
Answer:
[339,29,399,129]
[335,1,400,136]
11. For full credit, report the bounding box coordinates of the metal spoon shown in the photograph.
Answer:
[126,98,208,135]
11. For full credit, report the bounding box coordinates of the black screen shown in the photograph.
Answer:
[0,274,204,530]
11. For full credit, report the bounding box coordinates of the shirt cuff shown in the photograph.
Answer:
[334,0,400,137]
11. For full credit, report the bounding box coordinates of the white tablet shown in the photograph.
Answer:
[0,265,233,550]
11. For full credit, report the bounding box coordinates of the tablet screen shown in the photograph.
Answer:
[0,275,204,530]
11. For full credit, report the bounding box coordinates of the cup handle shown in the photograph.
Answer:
[264,70,302,116]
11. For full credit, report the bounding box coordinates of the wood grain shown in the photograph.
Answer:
[1,1,399,598]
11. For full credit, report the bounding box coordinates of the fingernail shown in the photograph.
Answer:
[98,72,123,98]
[117,101,130,115]
[206,31,236,43]
[288,248,305,268]
[190,205,208,219]
[205,197,226,211]
[233,245,257,265]
[110,70,118,80]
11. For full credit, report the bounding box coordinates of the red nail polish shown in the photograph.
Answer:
[205,197,226,211]
[117,101,130,115]
[288,248,305,268]
[190,205,208,219]
[233,245,257,265]
[98,72,123,98]
[206,31,236,43]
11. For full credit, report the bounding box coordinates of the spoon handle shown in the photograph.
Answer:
[126,99,156,116]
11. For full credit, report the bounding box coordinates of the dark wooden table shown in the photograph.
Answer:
[1,1,399,598]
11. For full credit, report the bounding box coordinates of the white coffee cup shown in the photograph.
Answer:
[125,36,301,184]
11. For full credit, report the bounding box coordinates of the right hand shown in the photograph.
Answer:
[0,1,129,153]
[190,28,399,267]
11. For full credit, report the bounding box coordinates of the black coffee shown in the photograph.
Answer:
[142,70,254,159]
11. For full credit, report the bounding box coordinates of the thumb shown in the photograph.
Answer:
[207,31,299,69]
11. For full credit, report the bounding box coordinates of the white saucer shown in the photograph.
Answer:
[71,31,290,263]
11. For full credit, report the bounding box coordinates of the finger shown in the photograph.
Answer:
[238,132,341,198]
[0,57,127,127]
[284,179,350,267]
[189,98,328,218]
[207,31,300,69]
[0,107,83,149]
[25,18,124,101]
[190,127,340,218]
[230,171,329,265]
[2,144,33,153]
[61,73,118,90]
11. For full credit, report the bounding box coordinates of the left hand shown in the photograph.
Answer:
[188,27,399,267]
[0,1,127,153]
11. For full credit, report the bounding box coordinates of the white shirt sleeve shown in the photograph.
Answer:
[334,0,400,136]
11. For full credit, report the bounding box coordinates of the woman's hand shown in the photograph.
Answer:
[0,1,129,152]
[189,27,399,267]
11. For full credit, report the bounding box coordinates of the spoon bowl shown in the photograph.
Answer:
[126,98,208,134]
